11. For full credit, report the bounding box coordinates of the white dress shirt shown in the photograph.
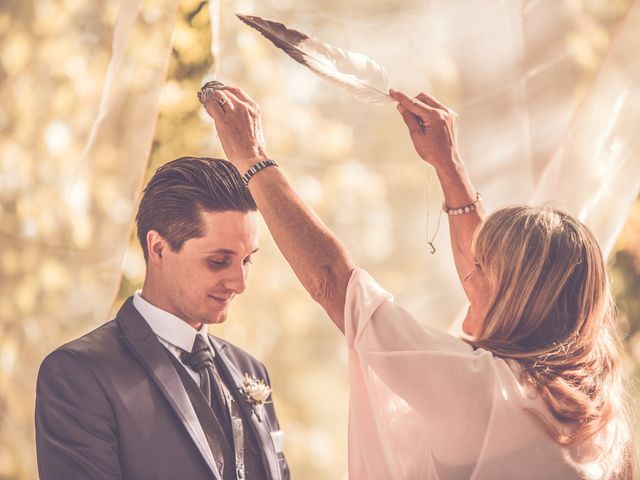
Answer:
[133,290,214,385]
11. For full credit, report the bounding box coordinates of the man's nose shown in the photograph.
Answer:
[223,263,248,294]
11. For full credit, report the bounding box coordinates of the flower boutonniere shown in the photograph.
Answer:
[240,373,272,421]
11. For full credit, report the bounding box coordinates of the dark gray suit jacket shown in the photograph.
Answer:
[35,297,290,480]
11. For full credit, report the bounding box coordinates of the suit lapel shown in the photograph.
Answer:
[209,335,281,480]
[116,298,222,480]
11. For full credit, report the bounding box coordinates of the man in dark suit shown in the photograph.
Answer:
[35,157,290,480]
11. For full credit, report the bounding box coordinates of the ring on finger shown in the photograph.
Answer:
[197,81,225,106]
[217,97,228,107]
[198,88,215,105]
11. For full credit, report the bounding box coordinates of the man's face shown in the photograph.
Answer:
[156,210,259,329]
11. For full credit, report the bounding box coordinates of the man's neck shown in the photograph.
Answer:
[140,281,203,331]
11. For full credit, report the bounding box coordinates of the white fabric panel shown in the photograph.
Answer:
[531,1,640,256]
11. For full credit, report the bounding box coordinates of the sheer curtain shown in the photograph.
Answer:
[1,0,638,478]
[531,0,640,256]
[0,0,179,475]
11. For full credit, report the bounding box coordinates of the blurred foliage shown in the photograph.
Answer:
[610,196,640,480]
[611,197,640,384]
[1,0,639,479]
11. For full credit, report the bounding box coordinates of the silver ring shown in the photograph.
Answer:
[205,80,225,89]
[217,97,227,107]
[197,81,225,106]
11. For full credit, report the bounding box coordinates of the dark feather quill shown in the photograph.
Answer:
[237,14,391,104]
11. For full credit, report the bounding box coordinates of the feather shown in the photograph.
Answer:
[237,14,391,104]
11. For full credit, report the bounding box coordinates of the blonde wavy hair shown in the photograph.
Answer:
[467,206,633,478]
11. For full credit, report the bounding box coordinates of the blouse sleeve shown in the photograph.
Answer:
[344,268,526,479]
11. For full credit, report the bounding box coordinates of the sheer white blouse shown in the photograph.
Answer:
[345,268,613,480]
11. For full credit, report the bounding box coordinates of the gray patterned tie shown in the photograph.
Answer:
[181,335,231,430]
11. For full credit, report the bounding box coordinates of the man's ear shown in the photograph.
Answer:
[146,230,167,265]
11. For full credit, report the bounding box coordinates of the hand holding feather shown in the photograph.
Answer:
[237,14,392,105]
[389,89,462,171]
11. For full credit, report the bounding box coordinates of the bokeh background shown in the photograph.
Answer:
[1,0,640,478]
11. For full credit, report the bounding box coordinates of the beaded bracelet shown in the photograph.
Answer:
[442,192,482,216]
[241,159,278,186]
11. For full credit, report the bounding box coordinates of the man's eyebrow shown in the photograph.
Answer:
[205,248,260,255]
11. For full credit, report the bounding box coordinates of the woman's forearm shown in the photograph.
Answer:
[244,161,353,332]
[435,159,485,284]
[200,85,353,331]
[388,89,485,291]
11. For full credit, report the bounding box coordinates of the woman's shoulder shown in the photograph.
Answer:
[347,268,531,397]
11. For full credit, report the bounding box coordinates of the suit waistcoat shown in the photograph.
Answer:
[165,349,268,480]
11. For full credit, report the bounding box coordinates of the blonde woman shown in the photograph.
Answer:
[202,83,633,479]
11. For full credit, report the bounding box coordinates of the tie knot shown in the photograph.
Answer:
[181,335,213,371]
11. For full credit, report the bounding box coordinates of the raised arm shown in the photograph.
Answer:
[204,85,354,332]
[389,89,484,288]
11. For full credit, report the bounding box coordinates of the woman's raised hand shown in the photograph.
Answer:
[201,83,268,172]
[389,89,460,171]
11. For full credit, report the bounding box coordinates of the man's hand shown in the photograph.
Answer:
[202,83,269,172]
[389,89,460,172]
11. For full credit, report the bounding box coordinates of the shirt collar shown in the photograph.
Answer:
[132,290,212,354]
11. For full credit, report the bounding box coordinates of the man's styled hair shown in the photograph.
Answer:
[135,157,257,261]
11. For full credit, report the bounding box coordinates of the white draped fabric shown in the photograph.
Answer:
[531,0,640,256]
[3,0,639,477]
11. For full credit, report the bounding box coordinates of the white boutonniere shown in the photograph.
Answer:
[240,373,272,421]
